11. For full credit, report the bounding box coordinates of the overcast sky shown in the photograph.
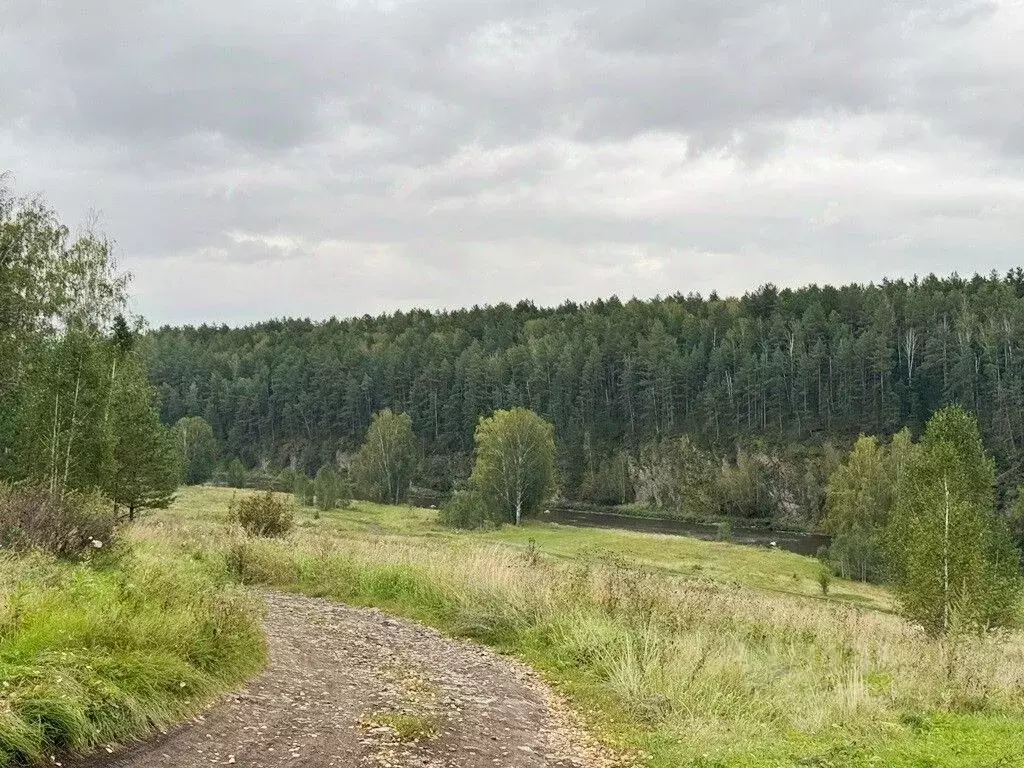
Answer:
[3,1,1023,326]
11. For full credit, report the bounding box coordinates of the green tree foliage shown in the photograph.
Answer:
[314,465,348,510]
[718,449,778,520]
[352,409,416,504]
[226,458,248,489]
[579,453,632,505]
[173,416,218,485]
[13,329,116,492]
[1007,490,1024,567]
[103,356,179,520]
[887,406,1022,635]
[824,434,915,581]
[438,489,492,529]
[630,437,718,517]
[0,182,182,544]
[230,491,294,537]
[138,273,1024,516]
[470,408,555,525]
[293,472,314,506]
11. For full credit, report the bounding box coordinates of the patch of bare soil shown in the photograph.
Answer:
[66,592,627,767]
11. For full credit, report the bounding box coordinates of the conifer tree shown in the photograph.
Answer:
[103,357,179,520]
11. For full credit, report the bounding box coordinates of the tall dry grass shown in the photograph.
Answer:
[134,514,1024,757]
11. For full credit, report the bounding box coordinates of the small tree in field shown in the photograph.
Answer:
[352,409,416,504]
[104,357,179,521]
[887,406,1021,635]
[231,491,294,537]
[470,408,555,526]
[293,472,314,506]
[824,434,915,582]
[314,464,349,510]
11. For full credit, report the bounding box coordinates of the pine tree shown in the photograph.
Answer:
[104,357,179,520]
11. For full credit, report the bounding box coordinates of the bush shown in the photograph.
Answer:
[438,490,494,529]
[0,483,116,559]
[229,491,294,537]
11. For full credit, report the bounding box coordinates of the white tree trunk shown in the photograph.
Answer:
[943,475,951,635]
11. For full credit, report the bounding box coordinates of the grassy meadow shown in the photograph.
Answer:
[135,486,1024,767]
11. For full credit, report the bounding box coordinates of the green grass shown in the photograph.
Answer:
[176,488,888,609]
[152,486,1024,767]
[0,538,265,765]
[363,711,443,742]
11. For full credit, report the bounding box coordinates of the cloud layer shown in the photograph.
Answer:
[4,0,1023,325]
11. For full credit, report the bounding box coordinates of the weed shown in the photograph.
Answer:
[363,711,442,742]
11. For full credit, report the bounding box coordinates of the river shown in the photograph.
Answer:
[539,507,830,557]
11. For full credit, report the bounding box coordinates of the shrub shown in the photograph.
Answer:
[817,563,833,596]
[0,483,116,559]
[438,490,493,529]
[229,491,294,537]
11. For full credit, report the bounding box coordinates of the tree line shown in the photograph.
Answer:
[1,184,178,525]
[145,270,1024,526]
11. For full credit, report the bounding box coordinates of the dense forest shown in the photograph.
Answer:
[144,270,1024,525]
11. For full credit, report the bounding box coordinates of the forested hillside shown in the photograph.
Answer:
[145,271,1024,519]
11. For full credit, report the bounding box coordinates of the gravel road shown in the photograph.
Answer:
[67,592,623,768]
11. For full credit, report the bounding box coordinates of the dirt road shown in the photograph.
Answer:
[68,592,622,768]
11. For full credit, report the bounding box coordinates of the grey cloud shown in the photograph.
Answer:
[3,0,1024,325]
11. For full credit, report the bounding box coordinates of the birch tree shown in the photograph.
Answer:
[353,409,416,504]
[470,408,555,525]
[173,416,218,485]
[887,406,1021,635]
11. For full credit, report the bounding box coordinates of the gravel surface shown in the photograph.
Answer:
[66,592,625,768]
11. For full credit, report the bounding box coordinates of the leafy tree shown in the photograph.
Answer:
[314,464,348,510]
[887,406,1021,635]
[438,489,492,529]
[140,268,1024,524]
[470,408,555,525]
[226,458,248,489]
[103,357,179,521]
[579,452,632,505]
[824,435,898,581]
[352,409,416,504]
[14,329,116,493]
[1,187,126,482]
[293,472,314,506]
[718,448,778,520]
[1007,489,1024,567]
[173,416,218,485]
[230,490,294,537]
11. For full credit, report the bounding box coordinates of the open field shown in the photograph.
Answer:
[142,486,1024,767]
[173,488,890,609]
